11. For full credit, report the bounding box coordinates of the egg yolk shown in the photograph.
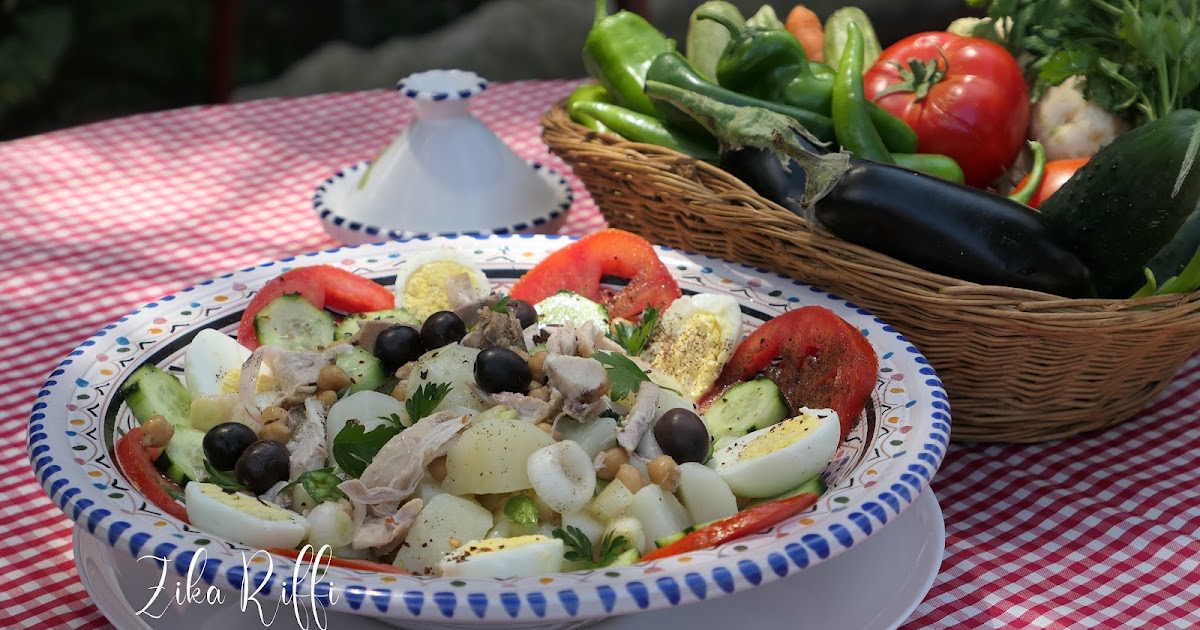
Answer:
[651,313,726,399]
[402,262,478,320]
[739,415,822,462]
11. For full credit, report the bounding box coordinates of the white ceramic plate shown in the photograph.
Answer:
[74,491,944,630]
[31,234,951,628]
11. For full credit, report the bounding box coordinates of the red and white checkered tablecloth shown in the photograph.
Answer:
[3,79,1199,630]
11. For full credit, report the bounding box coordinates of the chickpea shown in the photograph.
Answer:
[527,385,551,401]
[317,389,338,408]
[614,463,645,494]
[395,362,415,381]
[316,364,351,391]
[260,418,292,443]
[140,414,175,448]
[259,405,288,425]
[428,455,448,483]
[390,381,408,403]
[595,447,629,481]
[528,351,548,382]
[647,455,680,492]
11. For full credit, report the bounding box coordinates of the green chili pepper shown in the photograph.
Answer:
[685,1,744,82]
[1008,141,1046,205]
[582,0,675,118]
[892,153,965,183]
[699,11,917,154]
[831,22,892,163]
[566,82,613,133]
[644,51,835,143]
[568,100,719,162]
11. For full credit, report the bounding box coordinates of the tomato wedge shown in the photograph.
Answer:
[115,427,190,523]
[236,265,394,349]
[640,492,819,561]
[698,306,877,441]
[264,547,409,574]
[509,229,682,321]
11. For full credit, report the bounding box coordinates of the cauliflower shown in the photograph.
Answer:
[1030,77,1129,161]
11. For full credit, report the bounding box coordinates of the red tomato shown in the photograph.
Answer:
[864,32,1030,188]
[640,492,818,561]
[264,547,409,574]
[115,428,190,523]
[1016,157,1089,209]
[509,229,682,321]
[236,265,394,349]
[698,306,877,441]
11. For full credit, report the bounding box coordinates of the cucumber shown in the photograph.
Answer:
[607,547,642,567]
[254,294,336,351]
[1145,202,1200,291]
[745,474,827,509]
[534,291,608,328]
[653,518,716,548]
[335,307,418,340]
[159,426,208,484]
[121,364,192,428]
[335,345,387,394]
[702,379,788,439]
[1040,109,1200,297]
[824,7,882,73]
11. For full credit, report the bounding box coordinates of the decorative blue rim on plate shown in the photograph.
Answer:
[312,161,573,246]
[27,235,951,627]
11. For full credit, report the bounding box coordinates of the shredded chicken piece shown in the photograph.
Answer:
[490,390,564,424]
[453,293,503,328]
[544,325,580,356]
[445,273,481,309]
[338,410,471,512]
[287,397,329,480]
[238,345,340,417]
[351,498,424,553]
[617,380,660,451]
[544,354,610,421]
[259,480,292,508]
[344,319,399,354]
[461,308,526,351]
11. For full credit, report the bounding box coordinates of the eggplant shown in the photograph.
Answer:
[723,146,1097,297]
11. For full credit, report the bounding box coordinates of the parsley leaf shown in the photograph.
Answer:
[280,467,346,503]
[379,412,405,429]
[593,351,651,401]
[552,526,632,568]
[503,495,539,526]
[331,422,400,478]
[406,382,452,422]
[204,460,248,492]
[489,295,512,314]
[608,306,659,356]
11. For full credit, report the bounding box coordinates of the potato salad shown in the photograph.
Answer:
[117,230,877,578]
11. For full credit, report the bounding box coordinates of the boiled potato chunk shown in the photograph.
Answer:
[393,494,492,574]
[441,418,555,495]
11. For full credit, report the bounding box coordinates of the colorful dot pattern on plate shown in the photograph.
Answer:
[28,235,949,627]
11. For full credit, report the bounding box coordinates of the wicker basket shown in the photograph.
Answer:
[542,102,1200,443]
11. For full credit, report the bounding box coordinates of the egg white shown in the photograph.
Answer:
[392,249,490,321]
[185,482,309,550]
[708,407,840,498]
[438,535,564,579]
[643,293,742,402]
[184,329,252,397]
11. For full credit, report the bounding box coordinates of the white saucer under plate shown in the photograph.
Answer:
[75,491,944,630]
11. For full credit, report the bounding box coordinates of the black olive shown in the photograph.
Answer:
[202,422,258,471]
[234,440,290,494]
[420,311,466,349]
[474,347,533,394]
[374,324,425,369]
[653,408,710,464]
[507,298,538,329]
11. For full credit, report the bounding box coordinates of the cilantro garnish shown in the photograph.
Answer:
[331,422,401,478]
[608,306,659,356]
[203,460,248,492]
[406,382,452,423]
[593,351,652,401]
[552,526,632,568]
[280,467,346,503]
[504,495,539,526]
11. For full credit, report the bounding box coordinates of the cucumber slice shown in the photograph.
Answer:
[535,291,608,328]
[335,345,387,394]
[607,547,642,567]
[254,294,336,351]
[746,475,827,509]
[703,379,788,439]
[335,307,418,340]
[160,425,208,484]
[121,364,193,428]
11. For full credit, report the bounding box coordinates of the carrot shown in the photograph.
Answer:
[786,4,825,63]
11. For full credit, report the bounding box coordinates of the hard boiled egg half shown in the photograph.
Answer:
[438,534,564,579]
[643,293,742,402]
[185,482,309,549]
[184,328,252,396]
[393,250,490,321]
[708,407,839,498]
